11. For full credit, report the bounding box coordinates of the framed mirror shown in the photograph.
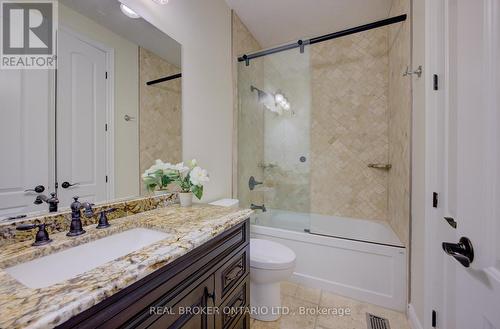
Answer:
[0,0,182,219]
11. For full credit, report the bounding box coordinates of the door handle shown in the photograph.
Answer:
[442,236,474,267]
[61,181,80,189]
[25,185,45,193]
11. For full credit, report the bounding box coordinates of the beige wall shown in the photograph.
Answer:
[310,28,389,221]
[388,0,412,246]
[59,4,140,200]
[139,48,182,194]
[123,0,233,202]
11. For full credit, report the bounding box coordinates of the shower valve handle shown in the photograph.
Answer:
[248,176,263,190]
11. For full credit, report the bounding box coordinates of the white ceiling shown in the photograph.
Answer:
[226,0,393,48]
[61,0,181,67]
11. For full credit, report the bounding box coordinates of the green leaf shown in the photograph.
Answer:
[146,183,157,192]
[191,185,203,200]
[161,175,173,187]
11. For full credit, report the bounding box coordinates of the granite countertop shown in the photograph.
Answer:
[0,204,253,329]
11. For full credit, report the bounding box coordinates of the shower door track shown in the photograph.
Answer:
[304,229,405,249]
[238,14,407,66]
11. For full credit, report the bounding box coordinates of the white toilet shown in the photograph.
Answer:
[249,238,296,321]
[208,199,296,321]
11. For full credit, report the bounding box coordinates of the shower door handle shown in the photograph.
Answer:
[442,237,474,267]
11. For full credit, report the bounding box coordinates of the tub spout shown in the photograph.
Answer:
[250,204,267,212]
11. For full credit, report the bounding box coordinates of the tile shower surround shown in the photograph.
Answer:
[234,1,411,246]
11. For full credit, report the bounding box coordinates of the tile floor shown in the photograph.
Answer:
[250,281,410,329]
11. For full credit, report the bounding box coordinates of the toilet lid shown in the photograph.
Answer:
[250,239,296,270]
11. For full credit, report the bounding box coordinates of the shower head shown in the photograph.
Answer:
[250,85,269,101]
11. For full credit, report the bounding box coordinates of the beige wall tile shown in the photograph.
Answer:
[310,28,389,221]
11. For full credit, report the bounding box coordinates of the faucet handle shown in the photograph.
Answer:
[16,223,52,246]
[81,202,95,218]
[16,223,38,231]
[96,208,116,229]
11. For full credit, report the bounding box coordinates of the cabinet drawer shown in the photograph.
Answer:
[146,275,215,329]
[215,245,249,304]
[124,273,215,329]
[215,275,249,329]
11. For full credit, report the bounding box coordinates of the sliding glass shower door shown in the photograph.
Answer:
[237,46,311,231]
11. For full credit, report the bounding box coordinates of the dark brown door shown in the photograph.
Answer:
[147,275,215,329]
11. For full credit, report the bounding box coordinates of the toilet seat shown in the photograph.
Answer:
[250,239,296,270]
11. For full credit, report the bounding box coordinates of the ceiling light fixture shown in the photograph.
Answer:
[120,3,141,19]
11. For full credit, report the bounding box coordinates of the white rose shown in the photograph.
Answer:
[173,162,190,175]
[190,166,209,186]
[160,162,174,171]
[149,159,165,172]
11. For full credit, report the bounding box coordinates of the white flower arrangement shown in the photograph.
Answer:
[142,159,209,199]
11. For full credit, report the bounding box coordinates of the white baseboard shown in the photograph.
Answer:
[290,273,406,312]
[407,304,423,329]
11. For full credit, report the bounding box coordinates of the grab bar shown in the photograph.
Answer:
[367,163,392,170]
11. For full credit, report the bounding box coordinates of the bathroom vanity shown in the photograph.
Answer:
[59,219,250,329]
[0,205,252,329]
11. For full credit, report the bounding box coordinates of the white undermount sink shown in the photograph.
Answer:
[5,228,171,289]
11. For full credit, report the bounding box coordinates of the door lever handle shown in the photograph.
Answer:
[442,237,474,267]
[25,185,45,193]
[61,181,80,189]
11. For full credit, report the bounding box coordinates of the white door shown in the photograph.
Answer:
[57,29,108,207]
[0,69,53,218]
[431,0,500,328]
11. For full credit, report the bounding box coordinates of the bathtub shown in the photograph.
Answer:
[250,209,407,311]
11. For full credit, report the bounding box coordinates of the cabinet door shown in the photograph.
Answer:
[147,275,215,329]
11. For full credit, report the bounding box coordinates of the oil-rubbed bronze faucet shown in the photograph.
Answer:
[67,197,94,237]
[33,192,59,212]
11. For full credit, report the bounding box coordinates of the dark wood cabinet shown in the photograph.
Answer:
[57,219,250,329]
[145,275,215,329]
[228,314,250,329]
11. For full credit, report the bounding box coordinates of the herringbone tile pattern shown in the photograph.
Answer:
[309,28,389,221]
